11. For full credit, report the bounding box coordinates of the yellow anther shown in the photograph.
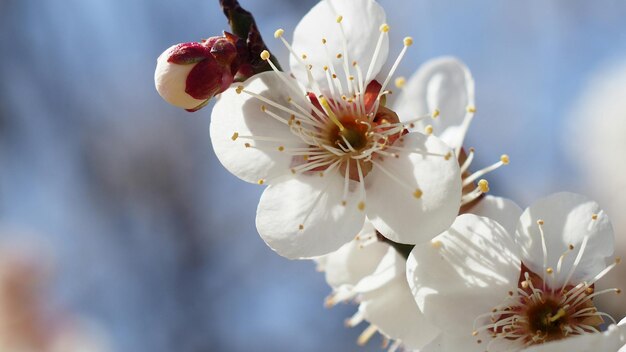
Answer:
[299,224,304,230]
[261,105,267,112]
[413,189,423,199]
[319,96,344,131]
[478,179,489,193]
[260,50,270,61]
[336,53,343,59]
[235,86,244,94]
[349,75,354,81]
[592,214,598,220]
[403,37,414,46]
[500,154,510,164]
[546,267,554,274]
[322,38,327,44]
[257,179,265,185]
[352,61,357,67]
[380,23,390,33]
[616,257,622,264]
[302,54,307,60]
[231,132,239,141]
[537,219,545,226]
[394,76,406,88]
[336,15,343,23]
[431,240,443,249]
[278,146,285,152]
[444,152,452,161]
[424,125,434,135]
[323,65,329,71]
[432,109,440,118]
[341,200,347,206]
[274,29,284,38]
[467,105,477,113]
[472,331,479,337]
[357,201,365,211]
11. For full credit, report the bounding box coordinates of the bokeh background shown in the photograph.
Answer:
[1,0,626,351]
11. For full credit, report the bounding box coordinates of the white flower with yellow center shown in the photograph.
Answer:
[210,0,462,259]
[407,192,621,352]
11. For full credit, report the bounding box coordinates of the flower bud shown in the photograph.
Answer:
[154,33,241,112]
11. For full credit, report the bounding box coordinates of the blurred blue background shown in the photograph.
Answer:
[1,0,625,351]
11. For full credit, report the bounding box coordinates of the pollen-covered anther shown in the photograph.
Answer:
[231,132,239,141]
[500,154,510,164]
[537,219,545,226]
[257,179,265,185]
[274,28,284,38]
[591,214,598,220]
[432,109,440,118]
[478,179,489,193]
[394,77,406,88]
[379,23,390,32]
[298,224,304,230]
[235,86,244,94]
[403,37,414,46]
[431,240,443,249]
[546,267,554,274]
[413,189,423,199]
[336,15,343,23]
[425,125,434,135]
[277,146,285,152]
[467,105,477,113]
[260,50,271,61]
[358,201,366,211]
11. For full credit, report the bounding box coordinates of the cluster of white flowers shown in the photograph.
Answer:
[154,0,624,350]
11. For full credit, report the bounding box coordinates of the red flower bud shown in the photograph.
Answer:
[155,32,243,111]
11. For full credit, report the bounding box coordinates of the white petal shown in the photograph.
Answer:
[155,45,207,109]
[290,0,388,92]
[467,195,523,234]
[420,331,503,352]
[520,324,626,352]
[358,248,440,349]
[256,171,365,259]
[322,221,389,288]
[210,72,308,184]
[516,192,615,288]
[366,132,461,244]
[394,57,474,148]
[406,214,520,336]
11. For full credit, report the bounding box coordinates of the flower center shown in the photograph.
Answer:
[326,116,369,151]
[525,296,568,341]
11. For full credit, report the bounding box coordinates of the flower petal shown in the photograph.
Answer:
[210,72,308,184]
[366,132,461,244]
[155,44,208,109]
[358,248,440,349]
[256,171,365,259]
[516,192,615,288]
[394,57,474,148]
[467,195,523,234]
[407,214,521,336]
[520,323,626,352]
[290,0,388,93]
[322,221,389,288]
[420,331,504,352]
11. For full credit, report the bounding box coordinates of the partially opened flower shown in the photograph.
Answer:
[319,221,439,351]
[210,0,462,259]
[407,192,621,352]
[393,57,510,209]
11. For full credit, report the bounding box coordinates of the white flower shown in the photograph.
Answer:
[318,197,520,351]
[319,221,439,351]
[393,57,510,208]
[210,0,462,259]
[407,192,620,352]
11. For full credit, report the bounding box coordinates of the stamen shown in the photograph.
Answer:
[462,155,509,187]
